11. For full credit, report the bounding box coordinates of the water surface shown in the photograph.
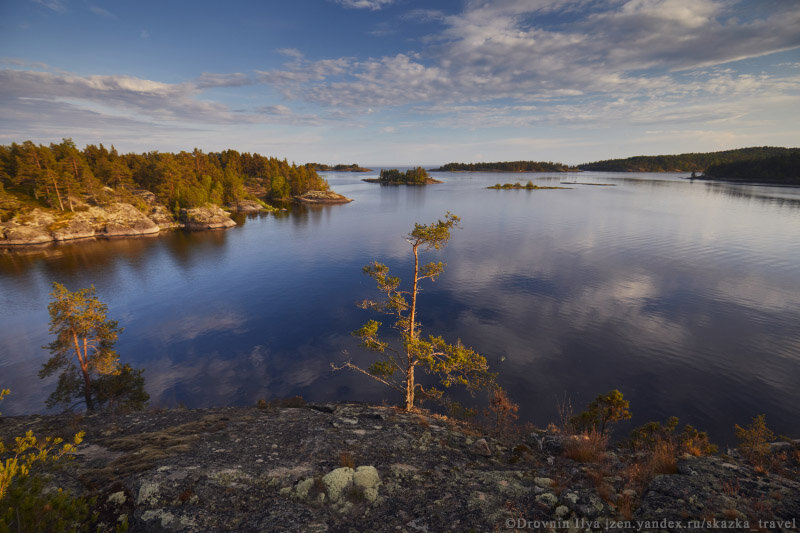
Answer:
[2,171,799,444]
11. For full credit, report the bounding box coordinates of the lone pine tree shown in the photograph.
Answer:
[39,282,148,411]
[334,213,493,410]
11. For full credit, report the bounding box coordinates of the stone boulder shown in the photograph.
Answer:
[180,206,236,230]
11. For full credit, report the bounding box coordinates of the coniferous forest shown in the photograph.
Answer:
[0,140,329,217]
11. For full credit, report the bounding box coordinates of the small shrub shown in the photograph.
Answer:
[0,475,97,532]
[571,389,631,436]
[485,386,519,435]
[267,396,306,408]
[629,417,716,456]
[735,415,774,467]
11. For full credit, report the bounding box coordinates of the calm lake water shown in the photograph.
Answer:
[2,171,799,444]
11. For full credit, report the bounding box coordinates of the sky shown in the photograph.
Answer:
[1,0,799,166]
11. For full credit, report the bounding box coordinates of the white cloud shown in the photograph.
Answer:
[334,0,394,10]
[31,0,65,12]
[248,0,800,140]
[88,5,115,18]
[0,68,279,128]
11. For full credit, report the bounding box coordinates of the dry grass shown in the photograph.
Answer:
[647,442,678,476]
[339,451,355,469]
[562,430,608,463]
[617,494,634,521]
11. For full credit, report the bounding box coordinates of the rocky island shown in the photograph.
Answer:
[1,402,797,532]
[294,190,353,204]
[488,181,572,190]
[312,163,372,173]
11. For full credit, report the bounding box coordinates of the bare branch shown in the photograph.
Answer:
[330,361,404,393]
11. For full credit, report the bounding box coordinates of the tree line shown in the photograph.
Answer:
[578,146,800,172]
[0,140,330,214]
[434,161,574,172]
[703,152,800,184]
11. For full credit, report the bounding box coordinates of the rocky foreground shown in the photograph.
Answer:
[1,403,798,532]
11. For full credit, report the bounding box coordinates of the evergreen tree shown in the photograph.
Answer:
[334,213,494,410]
[39,282,148,411]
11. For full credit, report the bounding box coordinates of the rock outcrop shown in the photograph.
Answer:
[0,203,161,246]
[179,205,237,230]
[2,403,797,532]
[294,190,353,204]
[227,199,269,212]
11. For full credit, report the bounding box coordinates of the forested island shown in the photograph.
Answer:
[436,147,800,185]
[702,152,800,184]
[578,146,799,173]
[312,163,372,172]
[363,167,442,185]
[434,161,575,172]
[0,140,350,246]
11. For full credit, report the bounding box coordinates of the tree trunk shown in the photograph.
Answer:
[51,174,65,211]
[405,365,415,411]
[405,243,421,410]
[73,331,94,410]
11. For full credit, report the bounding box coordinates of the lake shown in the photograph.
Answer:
[1,171,799,444]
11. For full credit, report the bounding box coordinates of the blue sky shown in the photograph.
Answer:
[1,0,799,165]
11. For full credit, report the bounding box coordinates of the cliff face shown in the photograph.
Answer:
[1,403,797,532]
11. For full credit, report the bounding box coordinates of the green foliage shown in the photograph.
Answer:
[336,213,494,410]
[93,364,149,413]
[629,416,717,456]
[0,389,85,502]
[0,475,97,533]
[378,167,432,184]
[571,389,631,436]
[40,283,147,412]
[735,414,775,466]
[579,146,800,173]
[311,163,370,172]
[703,152,800,184]
[0,141,330,212]
[435,161,574,172]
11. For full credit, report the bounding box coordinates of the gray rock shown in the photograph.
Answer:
[180,205,236,230]
[470,438,492,457]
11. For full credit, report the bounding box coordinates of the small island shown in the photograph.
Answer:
[433,161,576,172]
[488,181,571,190]
[311,163,372,173]
[363,167,442,185]
[294,190,353,204]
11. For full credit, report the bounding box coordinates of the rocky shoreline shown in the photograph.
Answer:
[1,402,797,532]
[0,203,242,246]
[0,191,351,247]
